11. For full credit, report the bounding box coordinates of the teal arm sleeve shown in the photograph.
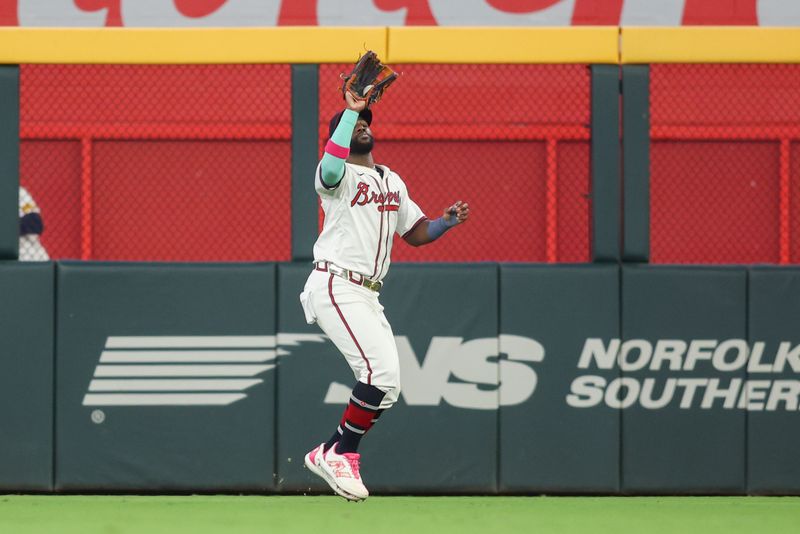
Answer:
[320,109,358,187]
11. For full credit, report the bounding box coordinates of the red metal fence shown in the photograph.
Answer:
[19,63,592,263]
[20,64,292,262]
[649,64,800,264]
[22,63,800,265]
[319,63,592,263]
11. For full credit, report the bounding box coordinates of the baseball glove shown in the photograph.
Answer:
[341,51,398,107]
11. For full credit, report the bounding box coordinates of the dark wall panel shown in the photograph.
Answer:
[747,267,800,495]
[0,67,19,259]
[499,264,620,493]
[277,263,499,494]
[0,262,53,490]
[621,266,747,494]
[56,262,276,491]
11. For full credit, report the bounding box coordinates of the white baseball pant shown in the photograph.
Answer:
[300,268,401,409]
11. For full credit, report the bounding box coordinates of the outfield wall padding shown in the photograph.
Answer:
[276,263,499,494]
[746,267,800,495]
[499,264,620,493]
[274,262,342,495]
[0,261,798,494]
[0,67,18,260]
[0,262,53,490]
[621,266,747,494]
[54,262,277,491]
[371,264,499,493]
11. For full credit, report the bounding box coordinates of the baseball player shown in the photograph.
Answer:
[300,91,469,501]
[18,186,49,261]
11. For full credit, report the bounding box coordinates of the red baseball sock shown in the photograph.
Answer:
[324,381,386,454]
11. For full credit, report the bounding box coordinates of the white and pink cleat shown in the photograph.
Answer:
[304,443,369,502]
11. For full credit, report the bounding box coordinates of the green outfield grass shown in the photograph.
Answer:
[1,495,799,534]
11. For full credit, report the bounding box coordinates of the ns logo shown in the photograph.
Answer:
[324,334,545,410]
[83,334,544,411]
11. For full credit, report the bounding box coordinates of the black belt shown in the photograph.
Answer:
[314,261,382,292]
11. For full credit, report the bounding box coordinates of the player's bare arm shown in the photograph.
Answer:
[404,200,470,247]
[345,90,367,112]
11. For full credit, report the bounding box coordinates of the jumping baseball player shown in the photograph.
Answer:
[300,90,469,501]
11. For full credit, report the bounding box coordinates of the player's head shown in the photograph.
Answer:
[329,109,374,155]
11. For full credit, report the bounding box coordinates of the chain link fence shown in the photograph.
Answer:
[19,64,292,262]
[319,63,592,263]
[650,64,800,264]
[19,62,800,264]
[19,63,592,263]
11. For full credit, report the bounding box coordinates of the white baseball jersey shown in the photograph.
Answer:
[18,186,50,262]
[313,161,426,282]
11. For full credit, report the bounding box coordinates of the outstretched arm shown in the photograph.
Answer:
[404,201,470,247]
[320,93,366,187]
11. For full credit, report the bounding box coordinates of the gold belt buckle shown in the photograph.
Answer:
[363,279,382,292]
[322,262,381,292]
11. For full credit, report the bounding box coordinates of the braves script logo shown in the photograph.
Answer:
[350,182,401,212]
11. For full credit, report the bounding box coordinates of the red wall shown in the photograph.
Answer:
[320,63,591,263]
[20,140,82,260]
[21,63,591,262]
[22,63,800,264]
[650,64,800,264]
[20,64,292,261]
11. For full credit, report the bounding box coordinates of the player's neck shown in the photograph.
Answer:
[347,152,374,169]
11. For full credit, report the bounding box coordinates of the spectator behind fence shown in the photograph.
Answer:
[18,186,49,261]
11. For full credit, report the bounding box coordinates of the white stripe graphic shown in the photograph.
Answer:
[89,379,262,391]
[105,336,276,349]
[83,334,301,406]
[82,393,246,406]
[94,364,274,377]
[276,333,327,346]
[99,350,276,363]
